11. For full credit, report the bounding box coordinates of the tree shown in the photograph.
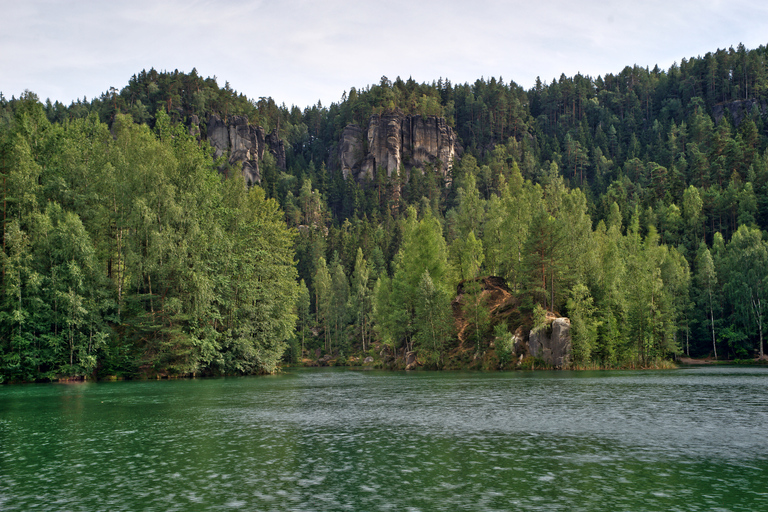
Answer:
[330,256,350,353]
[449,230,484,282]
[296,279,311,358]
[414,270,452,367]
[725,225,768,359]
[567,283,600,365]
[461,278,491,355]
[350,248,372,352]
[378,207,452,355]
[695,242,720,359]
[314,257,332,353]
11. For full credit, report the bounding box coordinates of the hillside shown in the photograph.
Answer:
[2,43,768,380]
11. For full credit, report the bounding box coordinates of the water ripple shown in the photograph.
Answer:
[1,367,767,511]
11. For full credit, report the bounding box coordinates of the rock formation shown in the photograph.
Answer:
[338,112,459,182]
[205,114,286,184]
[453,276,521,347]
[528,317,572,368]
[405,351,418,370]
[188,115,201,139]
[712,98,765,127]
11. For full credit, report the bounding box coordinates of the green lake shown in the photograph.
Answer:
[1,366,767,511]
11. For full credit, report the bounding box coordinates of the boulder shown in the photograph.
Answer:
[405,351,418,370]
[528,317,572,368]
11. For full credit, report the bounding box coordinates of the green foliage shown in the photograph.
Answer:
[8,42,768,374]
[372,207,454,356]
[567,283,600,365]
[0,104,297,381]
[413,270,452,368]
[493,323,514,368]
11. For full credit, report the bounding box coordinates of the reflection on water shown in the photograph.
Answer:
[1,367,767,511]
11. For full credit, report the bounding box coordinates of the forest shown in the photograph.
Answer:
[2,42,768,381]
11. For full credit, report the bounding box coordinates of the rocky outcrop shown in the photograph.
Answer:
[265,130,287,170]
[453,276,521,346]
[405,351,419,370]
[512,326,527,358]
[206,114,286,184]
[338,112,459,182]
[712,99,765,127]
[189,115,201,139]
[528,317,572,368]
[339,125,365,178]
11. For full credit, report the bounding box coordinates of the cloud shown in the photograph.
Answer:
[2,0,767,108]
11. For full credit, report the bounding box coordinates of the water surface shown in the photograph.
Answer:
[1,367,767,511]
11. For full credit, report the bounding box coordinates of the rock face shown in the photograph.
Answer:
[528,317,572,368]
[512,326,527,358]
[338,112,459,182]
[188,115,201,139]
[206,114,286,184]
[405,351,418,370]
[712,98,766,127]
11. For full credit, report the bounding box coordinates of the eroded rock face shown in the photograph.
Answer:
[712,99,765,127]
[205,114,285,184]
[339,112,458,182]
[339,125,365,179]
[528,317,572,368]
[207,114,229,160]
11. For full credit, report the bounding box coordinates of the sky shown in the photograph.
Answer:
[2,0,767,109]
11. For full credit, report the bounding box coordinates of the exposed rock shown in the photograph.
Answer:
[339,125,365,179]
[265,130,287,170]
[364,356,374,364]
[453,276,521,346]
[189,115,200,139]
[712,98,765,127]
[405,351,418,370]
[512,326,528,358]
[338,112,460,182]
[528,317,572,368]
[207,114,229,160]
[205,114,285,185]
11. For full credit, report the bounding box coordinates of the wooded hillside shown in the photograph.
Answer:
[3,43,768,380]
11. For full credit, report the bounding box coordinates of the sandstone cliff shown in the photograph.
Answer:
[205,114,286,184]
[338,112,459,182]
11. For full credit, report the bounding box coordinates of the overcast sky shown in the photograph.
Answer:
[2,0,767,109]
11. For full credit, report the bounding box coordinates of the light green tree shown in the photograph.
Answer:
[725,225,768,359]
[695,242,720,359]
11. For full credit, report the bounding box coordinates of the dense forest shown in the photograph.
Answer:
[3,43,768,381]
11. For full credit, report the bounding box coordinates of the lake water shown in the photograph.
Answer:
[1,366,767,511]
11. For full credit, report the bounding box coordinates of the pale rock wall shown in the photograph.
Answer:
[339,113,458,182]
[205,114,285,184]
[528,317,572,368]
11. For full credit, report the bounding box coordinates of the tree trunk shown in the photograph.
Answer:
[709,289,717,360]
